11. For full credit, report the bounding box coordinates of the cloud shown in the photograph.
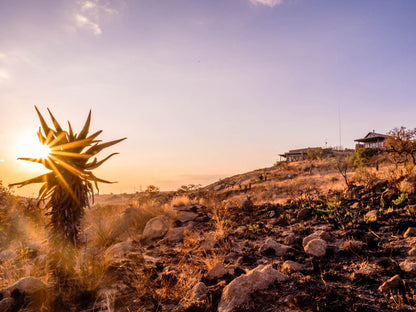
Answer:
[75,14,102,35]
[0,69,10,82]
[250,0,284,7]
[74,0,119,35]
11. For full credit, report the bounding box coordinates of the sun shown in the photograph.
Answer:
[14,132,51,160]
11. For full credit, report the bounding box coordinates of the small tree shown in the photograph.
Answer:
[9,107,126,246]
[145,185,160,196]
[385,127,416,166]
[336,156,355,189]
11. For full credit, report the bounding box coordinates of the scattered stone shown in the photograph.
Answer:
[400,180,415,194]
[176,211,199,223]
[283,232,297,245]
[241,198,254,212]
[341,239,364,252]
[364,210,378,222]
[218,264,288,312]
[408,247,416,257]
[259,238,289,256]
[165,227,185,244]
[304,239,327,257]
[207,262,227,280]
[201,232,217,250]
[281,260,306,273]
[142,215,171,240]
[297,208,311,221]
[379,275,402,292]
[372,179,388,193]
[236,226,247,234]
[302,231,329,247]
[381,189,397,204]
[400,259,416,272]
[350,202,359,209]
[105,240,135,262]
[190,282,207,302]
[404,227,416,238]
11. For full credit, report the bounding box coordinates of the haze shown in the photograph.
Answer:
[1,0,416,196]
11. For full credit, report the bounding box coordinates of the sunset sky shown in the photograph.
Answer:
[1,0,416,196]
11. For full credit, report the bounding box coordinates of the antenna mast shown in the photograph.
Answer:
[338,103,342,150]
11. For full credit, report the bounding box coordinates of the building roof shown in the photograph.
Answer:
[354,131,386,143]
[279,147,320,157]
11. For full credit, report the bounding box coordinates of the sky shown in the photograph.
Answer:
[1,0,416,196]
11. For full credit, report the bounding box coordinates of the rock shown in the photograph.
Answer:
[1,277,49,311]
[191,282,207,302]
[302,231,329,247]
[142,215,171,240]
[218,264,288,312]
[304,239,327,257]
[176,211,199,223]
[404,227,416,238]
[409,247,416,257]
[350,202,359,209]
[381,189,397,204]
[201,233,217,250]
[104,240,135,262]
[0,298,15,311]
[400,259,416,272]
[241,198,254,212]
[372,179,388,193]
[297,208,311,221]
[281,260,306,273]
[379,275,402,292]
[364,210,378,222]
[340,239,364,252]
[165,227,185,244]
[207,263,227,280]
[400,180,415,194]
[236,226,247,234]
[259,238,289,256]
[283,232,297,245]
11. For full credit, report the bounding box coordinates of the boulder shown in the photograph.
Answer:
[259,238,289,256]
[304,239,327,257]
[218,264,288,312]
[142,215,171,240]
[0,277,49,311]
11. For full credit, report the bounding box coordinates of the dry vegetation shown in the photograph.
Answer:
[3,148,416,311]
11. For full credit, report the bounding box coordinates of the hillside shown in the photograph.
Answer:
[2,157,416,311]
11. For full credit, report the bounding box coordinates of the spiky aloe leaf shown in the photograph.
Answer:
[9,106,126,246]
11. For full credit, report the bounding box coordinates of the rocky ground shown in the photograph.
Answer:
[2,161,416,311]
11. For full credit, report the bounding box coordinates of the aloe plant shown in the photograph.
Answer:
[10,107,126,245]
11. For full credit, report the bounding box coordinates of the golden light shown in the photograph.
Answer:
[14,132,51,160]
